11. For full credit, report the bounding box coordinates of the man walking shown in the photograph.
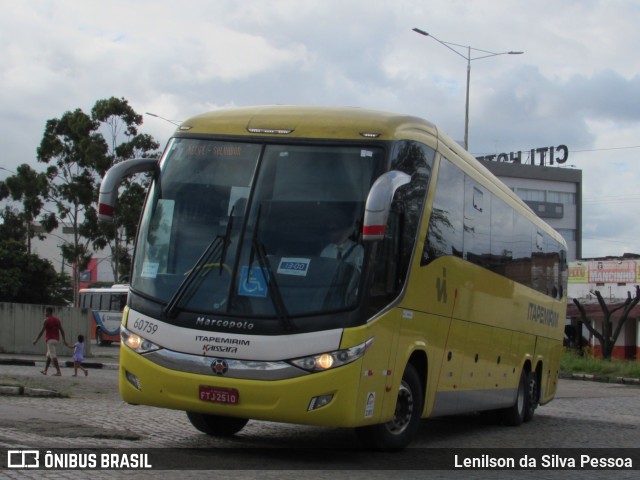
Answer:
[33,307,68,376]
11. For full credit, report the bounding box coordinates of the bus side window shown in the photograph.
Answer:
[113,293,127,311]
[90,293,101,310]
[422,157,464,265]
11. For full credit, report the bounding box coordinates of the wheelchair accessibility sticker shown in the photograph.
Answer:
[238,266,269,298]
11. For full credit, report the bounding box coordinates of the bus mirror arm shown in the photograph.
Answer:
[98,158,158,221]
[362,171,411,241]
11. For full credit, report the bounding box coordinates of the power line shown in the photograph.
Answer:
[571,145,640,153]
[583,235,640,246]
[474,144,640,158]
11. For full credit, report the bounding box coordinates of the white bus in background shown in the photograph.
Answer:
[79,284,129,345]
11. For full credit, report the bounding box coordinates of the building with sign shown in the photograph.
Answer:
[566,257,640,361]
[480,157,582,261]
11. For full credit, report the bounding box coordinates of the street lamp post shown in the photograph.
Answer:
[412,27,523,150]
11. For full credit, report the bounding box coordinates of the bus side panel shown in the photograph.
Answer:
[91,310,122,343]
[459,323,514,410]
[535,336,563,404]
[339,310,402,425]
[393,309,450,419]
[401,255,566,416]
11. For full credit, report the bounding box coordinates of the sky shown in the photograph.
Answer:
[1,0,640,259]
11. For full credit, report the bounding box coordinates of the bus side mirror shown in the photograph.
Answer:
[98,158,158,221]
[362,170,411,241]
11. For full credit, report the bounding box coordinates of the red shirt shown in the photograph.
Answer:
[44,315,62,342]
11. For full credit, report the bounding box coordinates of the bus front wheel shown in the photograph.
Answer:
[186,412,249,437]
[355,364,423,450]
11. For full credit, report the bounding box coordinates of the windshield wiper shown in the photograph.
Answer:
[163,210,235,318]
[248,205,292,331]
[163,236,225,318]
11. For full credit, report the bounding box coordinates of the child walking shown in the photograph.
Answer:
[67,335,88,377]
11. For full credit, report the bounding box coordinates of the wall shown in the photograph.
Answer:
[0,303,92,357]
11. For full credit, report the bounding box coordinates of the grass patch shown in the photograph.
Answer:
[560,350,640,379]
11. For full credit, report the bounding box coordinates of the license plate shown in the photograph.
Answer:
[199,385,239,405]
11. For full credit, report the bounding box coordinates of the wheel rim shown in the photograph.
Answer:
[385,381,414,435]
[527,376,537,404]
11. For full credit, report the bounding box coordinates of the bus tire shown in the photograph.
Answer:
[186,412,249,437]
[96,329,111,346]
[523,371,538,423]
[355,364,423,450]
[499,369,535,426]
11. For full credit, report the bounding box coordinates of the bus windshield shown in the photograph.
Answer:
[131,138,383,318]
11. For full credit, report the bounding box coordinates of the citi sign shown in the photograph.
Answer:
[477,145,569,167]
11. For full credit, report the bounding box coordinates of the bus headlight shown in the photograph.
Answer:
[121,327,161,354]
[289,338,374,372]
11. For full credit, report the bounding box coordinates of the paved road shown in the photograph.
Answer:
[0,347,638,479]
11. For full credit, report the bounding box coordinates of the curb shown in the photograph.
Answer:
[0,385,63,398]
[559,372,640,386]
[0,358,118,370]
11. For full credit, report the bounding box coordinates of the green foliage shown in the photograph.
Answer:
[0,96,159,305]
[89,97,160,282]
[0,209,72,305]
[0,164,52,253]
[561,350,640,379]
[36,108,109,304]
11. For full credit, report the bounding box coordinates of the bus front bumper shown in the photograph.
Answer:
[118,344,370,427]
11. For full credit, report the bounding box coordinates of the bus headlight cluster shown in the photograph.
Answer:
[289,338,374,372]
[121,326,161,354]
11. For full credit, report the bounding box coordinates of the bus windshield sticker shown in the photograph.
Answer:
[238,266,269,298]
[141,262,159,278]
[277,258,310,277]
[361,149,373,158]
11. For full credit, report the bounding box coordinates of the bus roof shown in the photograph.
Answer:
[176,105,439,141]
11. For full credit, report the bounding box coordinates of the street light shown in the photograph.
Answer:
[412,27,523,150]
[145,112,182,126]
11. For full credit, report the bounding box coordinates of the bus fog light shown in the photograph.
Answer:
[125,370,142,390]
[308,394,334,411]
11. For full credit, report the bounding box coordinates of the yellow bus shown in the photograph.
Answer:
[99,106,567,449]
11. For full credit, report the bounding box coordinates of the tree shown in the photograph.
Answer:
[572,285,640,360]
[91,97,159,282]
[36,98,160,303]
[0,207,72,305]
[37,108,110,305]
[0,164,55,253]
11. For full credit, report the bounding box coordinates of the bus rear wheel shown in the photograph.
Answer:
[186,412,249,437]
[499,369,537,426]
[355,364,423,450]
[95,329,111,346]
